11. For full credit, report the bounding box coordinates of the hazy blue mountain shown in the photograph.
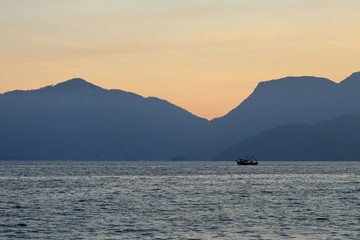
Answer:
[200,72,360,160]
[2,72,360,161]
[211,114,360,161]
[0,78,208,160]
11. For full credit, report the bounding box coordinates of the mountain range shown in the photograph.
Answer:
[0,78,208,160]
[205,72,360,158]
[1,72,360,161]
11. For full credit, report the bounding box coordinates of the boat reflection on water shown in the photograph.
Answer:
[236,155,258,165]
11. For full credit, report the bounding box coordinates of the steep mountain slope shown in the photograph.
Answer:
[211,114,360,161]
[0,78,208,160]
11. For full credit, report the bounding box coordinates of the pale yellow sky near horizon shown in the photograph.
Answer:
[1,0,360,119]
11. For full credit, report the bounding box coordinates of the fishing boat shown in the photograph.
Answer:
[236,155,258,165]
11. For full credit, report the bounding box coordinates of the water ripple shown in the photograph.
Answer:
[0,161,360,239]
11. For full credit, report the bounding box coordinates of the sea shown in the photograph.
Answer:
[0,161,359,240]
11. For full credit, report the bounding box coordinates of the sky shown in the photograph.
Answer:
[1,0,360,120]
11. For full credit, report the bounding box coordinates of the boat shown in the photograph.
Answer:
[236,155,258,165]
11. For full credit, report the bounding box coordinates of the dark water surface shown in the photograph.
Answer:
[1,161,359,239]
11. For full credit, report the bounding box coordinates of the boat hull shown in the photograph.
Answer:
[236,161,258,165]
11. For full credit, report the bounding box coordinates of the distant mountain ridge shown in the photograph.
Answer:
[212,114,360,161]
[4,78,137,97]
[200,72,360,160]
[2,72,360,161]
[0,78,208,160]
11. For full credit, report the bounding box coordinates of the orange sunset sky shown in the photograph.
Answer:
[1,0,360,119]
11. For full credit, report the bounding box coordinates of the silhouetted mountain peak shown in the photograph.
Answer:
[340,71,360,88]
[57,78,88,85]
[237,76,335,108]
[256,76,335,92]
[52,78,105,94]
